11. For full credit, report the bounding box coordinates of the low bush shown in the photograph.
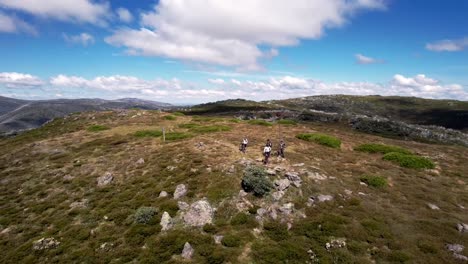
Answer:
[221,234,241,247]
[87,125,109,132]
[178,123,200,129]
[202,223,218,234]
[296,133,341,148]
[383,152,435,169]
[229,118,241,123]
[158,199,179,217]
[172,112,185,116]
[360,174,387,188]
[241,166,273,197]
[134,206,158,224]
[164,115,176,120]
[263,221,289,241]
[354,143,412,155]
[165,132,192,141]
[277,119,297,125]
[134,130,163,138]
[190,125,231,133]
[248,120,273,126]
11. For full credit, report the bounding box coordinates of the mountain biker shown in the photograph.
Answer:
[240,137,248,153]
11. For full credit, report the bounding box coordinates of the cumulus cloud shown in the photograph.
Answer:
[116,7,132,23]
[0,0,110,25]
[106,0,386,70]
[426,37,468,52]
[0,72,43,87]
[63,33,95,46]
[0,11,37,35]
[355,53,384,64]
[208,78,225,85]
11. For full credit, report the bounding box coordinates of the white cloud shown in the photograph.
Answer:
[355,53,383,64]
[0,0,110,25]
[208,78,225,85]
[0,72,43,87]
[106,0,385,70]
[63,32,95,46]
[426,37,468,52]
[116,7,132,23]
[0,10,37,35]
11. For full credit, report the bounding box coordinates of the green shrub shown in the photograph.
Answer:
[230,212,256,228]
[221,234,241,247]
[263,221,289,241]
[190,125,231,133]
[354,143,412,155]
[134,130,163,138]
[178,123,200,129]
[360,174,387,188]
[229,118,241,123]
[296,133,341,148]
[241,166,273,197]
[248,120,273,126]
[164,115,176,120]
[203,224,218,234]
[383,152,435,169]
[134,206,158,224]
[158,199,179,217]
[87,125,109,132]
[165,132,192,141]
[277,119,297,125]
[172,112,185,116]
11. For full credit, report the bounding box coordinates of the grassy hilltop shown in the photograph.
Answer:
[0,109,467,263]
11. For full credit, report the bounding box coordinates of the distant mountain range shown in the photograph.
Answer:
[0,96,172,135]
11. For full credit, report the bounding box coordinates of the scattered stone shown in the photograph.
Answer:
[238,190,248,197]
[446,244,464,253]
[136,158,145,165]
[214,235,224,245]
[103,215,109,220]
[344,189,353,195]
[70,199,88,209]
[63,174,74,181]
[317,194,334,202]
[427,203,440,210]
[98,242,114,252]
[257,208,267,217]
[33,237,60,250]
[307,197,315,207]
[292,163,305,167]
[174,184,187,199]
[325,238,346,250]
[360,182,368,187]
[255,158,263,162]
[1,227,12,234]
[274,179,290,191]
[266,169,276,176]
[160,212,173,231]
[97,172,113,187]
[279,203,294,215]
[167,166,177,171]
[239,158,253,166]
[181,242,194,260]
[457,223,468,233]
[453,253,468,261]
[227,165,236,174]
[196,142,205,149]
[307,249,318,262]
[285,171,302,187]
[308,172,328,181]
[183,200,214,227]
[272,191,285,201]
[269,208,278,220]
[159,191,168,198]
[358,192,367,196]
[178,201,189,210]
[190,168,198,173]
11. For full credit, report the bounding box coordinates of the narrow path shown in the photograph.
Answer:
[0,103,32,124]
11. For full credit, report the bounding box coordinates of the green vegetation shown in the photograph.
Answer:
[178,123,199,129]
[241,166,273,197]
[277,119,297,125]
[383,152,435,169]
[354,143,412,155]
[134,130,163,138]
[248,119,273,126]
[221,234,241,247]
[172,112,185,116]
[296,133,341,148]
[263,221,289,241]
[360,174,387,188]
[165,132,192,141]
[87,124,109,132]
[229,118,242,123]
[190,125,231,133]
[164,115,176,120]
[134,207,158,224]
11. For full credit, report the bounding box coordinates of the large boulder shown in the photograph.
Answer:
[160,212,173,231]
[97,172,113,187]
[457,223,468,233]
[181,242,194,260]
[285,172,302,187]
[183,200,214,227]
[174,184,187,199]
[274,179,290,191]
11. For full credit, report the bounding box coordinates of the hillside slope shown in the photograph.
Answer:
[0,111,467,263]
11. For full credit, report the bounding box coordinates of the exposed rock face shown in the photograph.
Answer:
[427,203,440,210]
[160,212,173,231]
[159,191,168,198]
[174,184,187,199]
[33,237,60,250]
[285,172,302,187]
[97,172,113,186]
[274,179,290,191]
[317,194,334,202]
[181,242,194,260]
[457,223,468,233]
[183,200,214,227]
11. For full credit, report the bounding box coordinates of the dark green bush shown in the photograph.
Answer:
[231,212,249,225]
[221,234,241,247]
[134,206,158,224]
[354,143,412,155]
[134,130,163,138]
[360,174,387,188]
[158,199,179,217]
[296,133,341,148]
[178,123,200,129]
[241,166,273,197]
[202,223,218,234]
[87,125,109,132]
[164,115,176,120]
[383,152,435,169]
[248,120,273,126]
[263,221,289,241]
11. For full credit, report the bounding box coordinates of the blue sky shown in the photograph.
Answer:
[0,0,467,104]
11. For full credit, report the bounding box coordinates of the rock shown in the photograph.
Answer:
[344,189,353,195]
[174,184,187,199]
[317,194,334,202]
[272,191,285,201]
[238,190,248,197]
[427,203,440,210]
[98,242,114,252]
[325,238,346,250]
[274,179,290,191]
[33,237,60,250]
[136,158,145,165]
[178,201,189,210]
[360,182,368,186]
[266,169,276,176]
[159,191,168,198]
[257,208,267,217]
[308,172,328,181]
[63,174,74,181]
[292,163,305,167]
[70,199,88,209]
[167,166,177,171]
[285,171,302,187]
[457,223,468,233]
[274,166,284,172]
[453,253,468,261]
[183,200,214,227]
[307,197,315,207]
[181,242,194,260]
[239,158,253,166]
[190,168,198,173]
[97,172,113,187]
[279,203,294,215]
[358,192,367,196]
[227,165,236,174]
[446,244,464,253]
[269,208,278,220]
[214,235,224,245]
[160,212,173,231]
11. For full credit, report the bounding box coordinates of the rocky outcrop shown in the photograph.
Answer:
[174,184,187,199]
[285,172,302,187]
[274,179,290,191]
[183,200,214,227]
[97,172,113,187]
[457,223,468,233]
[181,242,194,260]
[33,237,60,250]
[160,212,173,231]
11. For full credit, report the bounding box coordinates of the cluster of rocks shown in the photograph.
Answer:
[33,237,60,250]
[446,244,468,261]
[325,238,347,251]
[97,172,113,187]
